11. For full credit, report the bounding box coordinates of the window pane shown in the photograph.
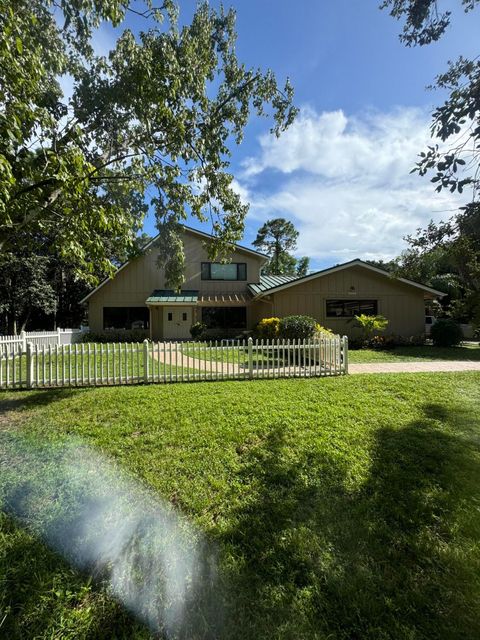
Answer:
[201,307,246,329]
[210,263,238,280]
[167,312,173,321]
[226,306,247,328]
[237,263,247,280]
[325,300,345,317]
[326,300,377,318]
[201,263,210,280]
[359,300,377,315]
[182,312,187,321]
[202,307,223,328]
[103,307,149,329]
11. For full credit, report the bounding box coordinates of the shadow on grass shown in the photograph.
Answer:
[223,403,480,639]
[0,388,84,420]
[0,514,150,639]
[2,399,480,639]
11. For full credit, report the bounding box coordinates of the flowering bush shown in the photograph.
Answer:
[256,317,281,340]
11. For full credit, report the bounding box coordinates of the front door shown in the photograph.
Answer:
[163,306,192,340]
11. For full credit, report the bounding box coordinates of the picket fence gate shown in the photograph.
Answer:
[0,336,348,390]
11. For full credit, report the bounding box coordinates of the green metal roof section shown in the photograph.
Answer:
[146,289,199,303]
[248,274,299,296]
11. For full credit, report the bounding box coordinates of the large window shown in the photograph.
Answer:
[326,300,378,318]
[202,306,247,329]
[103,307,149,330]
[201,262,247,281]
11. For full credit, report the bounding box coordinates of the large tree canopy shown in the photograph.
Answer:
[381,0,480,326]
[0,0,296,287]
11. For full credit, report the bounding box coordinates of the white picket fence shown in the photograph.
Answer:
[0,328,83,356]
[0,336,348,390]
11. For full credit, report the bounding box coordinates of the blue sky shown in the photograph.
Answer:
[96,1,480,269]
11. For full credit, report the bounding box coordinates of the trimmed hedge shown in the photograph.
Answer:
[278,315,318,341]
[79,330,149,343]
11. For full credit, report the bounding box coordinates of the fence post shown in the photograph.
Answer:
[248,337,253,379]
[342,336,349,374]
[26,342,34,388]
[57,327,62,345]
[20,330,26,352]
[143,339,149,383]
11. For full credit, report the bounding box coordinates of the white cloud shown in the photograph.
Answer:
[240,107,461,264]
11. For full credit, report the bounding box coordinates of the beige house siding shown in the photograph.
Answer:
[267,266,426,338]
[86,229,263,334]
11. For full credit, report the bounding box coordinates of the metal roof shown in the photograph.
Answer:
[248,274,299,296]
[146,290,199,304]
[248,259,447,299]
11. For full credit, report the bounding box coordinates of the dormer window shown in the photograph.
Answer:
[201,262,247,281]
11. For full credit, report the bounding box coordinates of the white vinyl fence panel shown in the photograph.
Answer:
[0,336,348,390]
[0,328,83,356]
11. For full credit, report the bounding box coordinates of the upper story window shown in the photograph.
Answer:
[326,299,378,318]
[201,262,247,281]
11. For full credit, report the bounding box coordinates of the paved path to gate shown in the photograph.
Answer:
[348,361,480,374]
[152,344,242,374]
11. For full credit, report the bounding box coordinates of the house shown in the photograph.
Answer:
[81,226,444,339]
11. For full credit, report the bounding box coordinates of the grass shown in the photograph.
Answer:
[0,345,194,388]
[1,372,480,638]
[349,342,480,363]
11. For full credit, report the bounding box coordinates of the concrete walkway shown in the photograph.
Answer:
[349,361,480,374]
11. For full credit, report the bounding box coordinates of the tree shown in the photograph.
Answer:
[381,0,480,325]
[0,253,56,333]
[0,0,297,288]
[296,256,310,277]
[253,218,301,275]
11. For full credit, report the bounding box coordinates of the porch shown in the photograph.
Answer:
[146,289,251,340]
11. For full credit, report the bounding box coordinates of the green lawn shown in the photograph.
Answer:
[349,343,480,363]
[1,373,480,639]
[0,345,194,389]
[181,341,309,369]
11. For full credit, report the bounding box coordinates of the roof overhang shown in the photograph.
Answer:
[250,259,447,300]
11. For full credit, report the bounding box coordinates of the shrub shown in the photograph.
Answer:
[314,323,334,337]
[367,335,397,350]
[367,334,425,350]
[278,315,318,341]
[79,330,148,343]
[190,322,207,341]
[256,317,280,340]
[430,319,463,347]
[354,314,389,342]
